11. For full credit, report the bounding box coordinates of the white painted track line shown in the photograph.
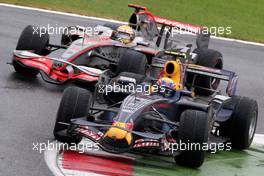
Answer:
[44,145,64,176]
[253,134,264,146]
[1,3,264,47]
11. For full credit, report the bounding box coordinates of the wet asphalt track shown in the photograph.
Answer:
[0,5,263,176]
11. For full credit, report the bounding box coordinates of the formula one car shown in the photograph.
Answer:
[53,58,258,168]
[11,4,212,89]
[90,46,223,105]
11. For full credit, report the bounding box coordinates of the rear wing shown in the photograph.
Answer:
[154,16,210,49]
[128,4,148,12]
[186,64,238,96]
[128,4,210,49]
[128,3,202,34]
[154,16,202,34]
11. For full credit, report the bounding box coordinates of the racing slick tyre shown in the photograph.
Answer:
[13,59,39,77]
[117,49,147,75]
[16,25,50,55]
[219,96,258,149]
[14,25,50,76]
[53,86,93,144]
[187,48,223,96]
[175,110,209,168]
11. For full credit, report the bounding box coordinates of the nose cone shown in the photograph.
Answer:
[104,122,133,145]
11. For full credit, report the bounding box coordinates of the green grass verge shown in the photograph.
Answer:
[132,146,264,176]
[1,0,264,43]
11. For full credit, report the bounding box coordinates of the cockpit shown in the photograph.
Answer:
[128,12,159,41]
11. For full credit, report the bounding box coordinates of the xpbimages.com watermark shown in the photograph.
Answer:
[32,24,105,37]
[32,140,100,154]
[163,140,232,154]
[32,24,233,38]
[170,26,232,37]
[33,140,232,154]
[98,83,165,96]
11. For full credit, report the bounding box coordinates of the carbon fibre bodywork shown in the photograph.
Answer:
[11,4,208,87]
[66,64,238,154]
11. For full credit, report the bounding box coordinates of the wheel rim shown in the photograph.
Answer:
[249,110,257,140]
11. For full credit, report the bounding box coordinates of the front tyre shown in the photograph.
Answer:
[53,86,93,144]
[14,25,50,76]
[16,25,50,55]
[175,110,209,168]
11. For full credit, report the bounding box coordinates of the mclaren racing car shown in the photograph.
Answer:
[53,57,258,168]
[11,4,211,88]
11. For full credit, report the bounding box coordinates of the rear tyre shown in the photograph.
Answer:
[187,48,223,96]
[117,49,147,75]
[175,110,209,168]
[53,86,93,144]
[219,96,258,149]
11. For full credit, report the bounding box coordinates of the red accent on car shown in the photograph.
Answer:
[14,56,53,74]
[112,121,134,130]
[125,123,134,130]
[128,4,148,11]
[13,55,99,83]
[72,73,99,82]
[154,16,202,34]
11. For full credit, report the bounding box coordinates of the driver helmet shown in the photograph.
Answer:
[111,25,135,44]
[157,77,176,97]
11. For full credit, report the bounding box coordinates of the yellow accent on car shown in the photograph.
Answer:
[104,122,132,145]
[163,60,183,90]
[117,25,134,34]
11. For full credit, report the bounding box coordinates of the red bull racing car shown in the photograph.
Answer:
[53,55,258,168]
